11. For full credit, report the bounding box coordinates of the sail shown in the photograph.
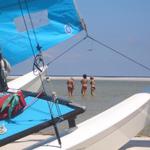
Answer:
[0,0,83,65]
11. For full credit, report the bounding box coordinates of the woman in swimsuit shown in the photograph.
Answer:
[81,74,88,96]
[67,78,74,96]
[90,76,96,96]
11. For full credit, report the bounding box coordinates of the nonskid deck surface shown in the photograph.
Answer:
[0,95,84,146]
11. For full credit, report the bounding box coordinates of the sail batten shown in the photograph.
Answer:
[0,0,83,65]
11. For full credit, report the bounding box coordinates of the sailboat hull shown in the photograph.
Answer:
[8,66,47,93]
[35,93,150,150]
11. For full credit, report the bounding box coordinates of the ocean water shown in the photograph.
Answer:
[44,79,150,125]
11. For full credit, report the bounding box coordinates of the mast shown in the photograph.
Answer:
[73,0,88,36]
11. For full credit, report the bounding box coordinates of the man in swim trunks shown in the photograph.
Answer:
[67,77,74,96]
[81,74,88,96]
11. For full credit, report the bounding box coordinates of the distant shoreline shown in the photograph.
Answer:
[8,75,150,81]
[48,76,150,81]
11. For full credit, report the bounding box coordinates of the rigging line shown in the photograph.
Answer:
[18,0,49,114]
[18,0,36,58]
[22,0,44,72]
[24,0,45,73]
[47,36,87,66]
[23,91,43,110]
[19,0,46,103]
[18,1,61,145]
[38,72,62,147]
[21,0,45,81]
[24,0,39,46]
[47,102,62,147]
[0,0,36,10]
[38,66,62,147]
[87,35,150,72]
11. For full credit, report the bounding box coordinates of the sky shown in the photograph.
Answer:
[11,0,150,77]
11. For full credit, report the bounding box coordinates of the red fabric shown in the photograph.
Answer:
[0,90,26,120]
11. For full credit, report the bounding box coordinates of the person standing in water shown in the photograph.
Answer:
[90,76,96,96]
[0,52,11,92]
[81,74,88,96]
[67,77,75,96]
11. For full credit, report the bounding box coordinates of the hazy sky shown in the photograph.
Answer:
[12,0,150,76]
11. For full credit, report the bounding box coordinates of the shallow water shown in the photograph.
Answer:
[44,79,150,125]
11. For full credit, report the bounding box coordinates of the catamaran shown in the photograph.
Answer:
[0,0,150,149]
[0,0,85,147]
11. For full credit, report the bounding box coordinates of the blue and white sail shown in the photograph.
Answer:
[0,0,83,65]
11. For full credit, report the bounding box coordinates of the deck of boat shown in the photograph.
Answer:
[0,92,85,147]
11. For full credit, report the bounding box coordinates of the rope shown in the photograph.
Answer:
[87,35,150,72]
[23,0,44,73]
[18,0,44,75]
[18,0,36,58]
[0,0,36,10]
[18,0,49,112]
[33,54,45,75]
[18,0,50,107]
[47,36,87,66]
[24,0,39,47]
[23,91,43,110]
[18,1,62,145]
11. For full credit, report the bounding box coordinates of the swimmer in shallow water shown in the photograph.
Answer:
[67,77,75,96]
[90,76,96,96]
[81,74,88,96]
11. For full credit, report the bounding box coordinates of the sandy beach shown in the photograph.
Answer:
[1,131,150,150]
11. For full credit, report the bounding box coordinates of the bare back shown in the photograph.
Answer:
[81,79,88,88]
[67,79,74,89]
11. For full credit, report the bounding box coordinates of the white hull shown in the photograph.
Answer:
[35,93,150,150]
[8,66,47,93]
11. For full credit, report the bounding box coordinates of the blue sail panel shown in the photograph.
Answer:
[0,0,83,65]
